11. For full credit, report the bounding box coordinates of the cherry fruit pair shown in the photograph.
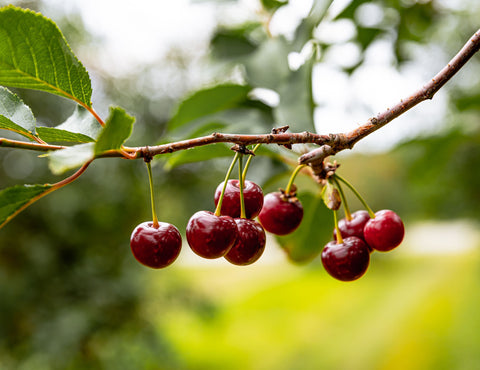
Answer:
[322,209,405,281]
[187,179,266,266]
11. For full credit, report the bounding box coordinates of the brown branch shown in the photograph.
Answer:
[1,29,479,169]
[341,28,480,149]
[0,137,66,151]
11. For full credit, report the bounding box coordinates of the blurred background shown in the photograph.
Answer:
[0,0,480,369]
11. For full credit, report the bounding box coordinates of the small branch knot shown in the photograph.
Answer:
[142,146,153,162]
[230,144,255,155]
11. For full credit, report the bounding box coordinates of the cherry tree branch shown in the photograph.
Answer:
[1,29,479,170]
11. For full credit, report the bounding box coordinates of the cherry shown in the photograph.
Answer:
[363,210,404,252]
[186,210,238,259]
[333,210,373,251]
[130,221,182,269]
[214,179,264,219]
[225,218,266,266]
[258,191,303,235]
[321,236,370,281]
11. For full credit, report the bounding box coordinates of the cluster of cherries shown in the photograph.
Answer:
[322,208,404,282]
[129,156,405,282]
[130,154,304,269]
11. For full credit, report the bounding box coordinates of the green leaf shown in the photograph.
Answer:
[0,184,52,229]
[94,107,135,155]
[164,143,232,170]
[168,84,252,130]
[0,86,37,140]
[274,55,315,132]
[36,106,102,143]
[0,6,92,106]
[276,191,333,263]
[48,142,94,175]
[210,23,261,60]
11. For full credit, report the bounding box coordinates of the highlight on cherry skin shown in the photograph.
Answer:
[214,179,264,219]
[321,236,371,282]
[258,191,303,236]
[186,210,238,259]
[225,218,266,266]
[364,210,405,252]
[130,221,182,269]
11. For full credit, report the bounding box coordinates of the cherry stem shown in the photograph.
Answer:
[285,164,306,195]
[146,161,159,228]
[334,174,375,218]
[242,143,261,181]
[331,176,351,221]
[334,209,343,244]
[238,154,246,219]
[214,152,240,216]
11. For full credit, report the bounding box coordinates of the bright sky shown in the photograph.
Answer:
[41,0,449,152]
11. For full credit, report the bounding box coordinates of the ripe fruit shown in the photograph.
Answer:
[214,179,264,219]
[225,218,266,266]
[186,210,238,259]
[333,210,372,251]
[364,209,405,252]
[321,236,370,281]
[258,191,303,235]
[130,221,182,269]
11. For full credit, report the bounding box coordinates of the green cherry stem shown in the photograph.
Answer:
[238,154,246,219]
[145,161,159,229]
[214,152,240,217]
[334,174,376,218]
[334,209,343,244]
[241,144,261,181]
[331,176,351,221]
[285,164,306,195]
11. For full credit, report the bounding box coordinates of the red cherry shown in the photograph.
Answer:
[130,221,182,269]
[186,211,238,259]
[258,192,303,235]
[321,236,370,281]
[333,210,373,252]
[225,218,266,266]
[364,210,404,252]
[214,179,264,219]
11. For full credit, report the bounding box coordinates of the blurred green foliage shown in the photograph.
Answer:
[0,0,479,368]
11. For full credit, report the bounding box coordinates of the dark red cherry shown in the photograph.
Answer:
[130,221,182,269]
[186,211,238,259]
[321,236,370,281]
[225,218,266,266]
[364,210,404,252]
[334,210,371,240]
[214,179,264,219]
[258,192,303,235]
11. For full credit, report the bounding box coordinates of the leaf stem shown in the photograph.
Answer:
[334,174,375,218]
[214,152,239,217]
[145,161,159,228]
[285,164,306,194]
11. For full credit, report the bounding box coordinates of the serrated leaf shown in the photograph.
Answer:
[276,191,333,263]
[48,142,94,175]
[94,107,135,155]
[0,6,92,106]
[36,106,102,143]
[0,86,37,140]
[164,143,232,170]
[168,84,252,130]
[0,184,52,229]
